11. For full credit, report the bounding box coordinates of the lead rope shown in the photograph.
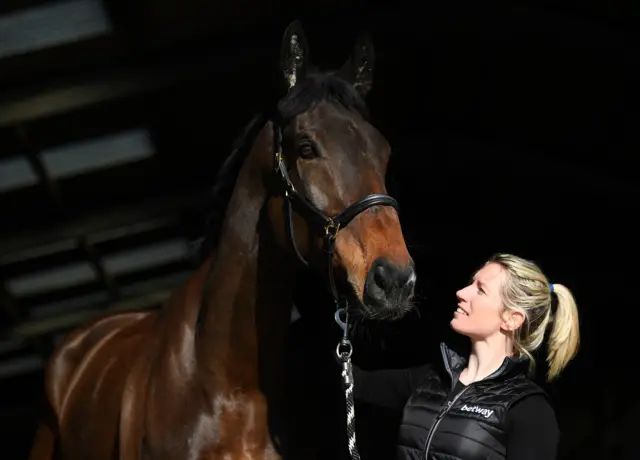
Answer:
[327,227,361,460]
[335,306,361,460]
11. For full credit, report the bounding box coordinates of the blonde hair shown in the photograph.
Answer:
[488,253,580,381]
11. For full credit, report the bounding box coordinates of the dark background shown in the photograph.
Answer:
[0,0,632,459]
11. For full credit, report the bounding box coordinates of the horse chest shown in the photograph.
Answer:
[191,391,282,460]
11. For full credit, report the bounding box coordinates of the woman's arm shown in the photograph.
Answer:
[505,394,560,460]
[351,363,431,410]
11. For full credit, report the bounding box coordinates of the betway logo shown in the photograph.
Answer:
[459,404,494,419]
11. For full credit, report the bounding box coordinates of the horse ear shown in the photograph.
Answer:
[280,20,310,91]
[338,31,375,96]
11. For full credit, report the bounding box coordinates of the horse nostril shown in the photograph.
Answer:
[364,258,416,310]
[374,264,388,291]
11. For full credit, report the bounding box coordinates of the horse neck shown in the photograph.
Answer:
[195,125,296,390]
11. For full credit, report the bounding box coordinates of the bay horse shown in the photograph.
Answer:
[28,20,416,460]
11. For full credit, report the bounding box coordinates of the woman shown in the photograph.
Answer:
[353,253,580,460]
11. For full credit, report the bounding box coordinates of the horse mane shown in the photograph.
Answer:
[193,71,370,262]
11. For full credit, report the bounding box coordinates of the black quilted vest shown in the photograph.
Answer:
[396,343,546,460]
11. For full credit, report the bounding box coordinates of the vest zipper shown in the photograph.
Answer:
[423,385,471,460]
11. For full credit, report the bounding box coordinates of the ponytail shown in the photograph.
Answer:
[488,253,581,382]
[545,283,580,381]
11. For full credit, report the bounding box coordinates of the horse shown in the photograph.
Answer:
[28,20,416,460]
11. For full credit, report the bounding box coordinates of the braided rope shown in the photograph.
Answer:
[339,353,360,460]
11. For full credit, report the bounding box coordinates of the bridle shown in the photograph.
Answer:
[271,119,399,306]
[271,117,399,460]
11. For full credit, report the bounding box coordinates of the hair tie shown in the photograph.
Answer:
[549,283,555,294]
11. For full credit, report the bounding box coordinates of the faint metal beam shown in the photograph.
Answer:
[0,354,43,379]
[39,128,155,180]
[78,235,119,300]
[0,154,39,192]
[0,337,27,354]
[15,124,66,209]
[0,68,175,127]
[9,288,172,341]
[0,189,204,257]
[0,0,112,60]
[0,51,270,127]
[0,282,21,320]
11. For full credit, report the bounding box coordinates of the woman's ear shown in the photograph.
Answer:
[501,309,525,332]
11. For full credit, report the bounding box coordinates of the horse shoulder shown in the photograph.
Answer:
[44,311,153,421]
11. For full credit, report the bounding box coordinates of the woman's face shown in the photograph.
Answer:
[450,262,509,340]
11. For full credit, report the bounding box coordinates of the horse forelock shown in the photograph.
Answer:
[276,72,370,125]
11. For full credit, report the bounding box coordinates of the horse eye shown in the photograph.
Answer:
[298,142,317,160]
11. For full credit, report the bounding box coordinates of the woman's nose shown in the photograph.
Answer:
[456,285,471,301]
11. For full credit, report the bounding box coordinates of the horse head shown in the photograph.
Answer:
[264,20,416,320]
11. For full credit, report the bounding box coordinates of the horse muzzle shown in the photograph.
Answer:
[363,257,416,313]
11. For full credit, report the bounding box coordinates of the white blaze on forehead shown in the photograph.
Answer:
[306,183,329,210]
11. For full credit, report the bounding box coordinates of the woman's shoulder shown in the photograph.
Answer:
[503,391,560,459]
[506,390,558,430]
[502,374,550,402]
[505,391,559,456]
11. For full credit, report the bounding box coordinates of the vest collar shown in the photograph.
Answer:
[439,342,530,386]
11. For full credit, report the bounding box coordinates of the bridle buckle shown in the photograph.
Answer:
[324,220,340,239]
